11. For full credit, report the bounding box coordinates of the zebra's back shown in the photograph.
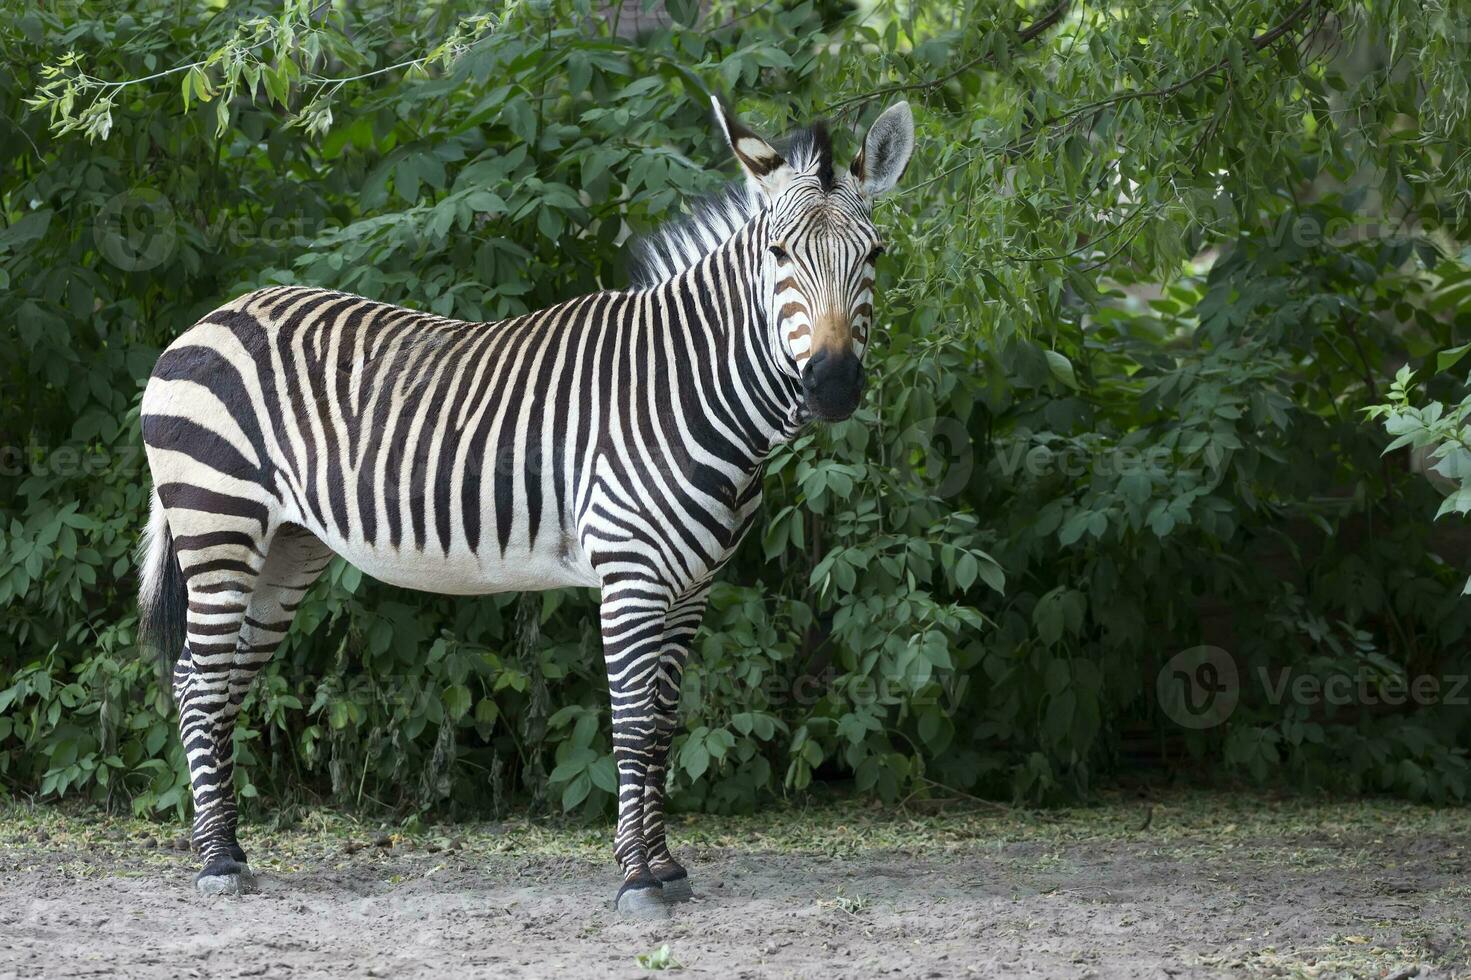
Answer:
[142,285,605,595]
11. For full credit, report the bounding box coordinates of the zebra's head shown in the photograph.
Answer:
[714,99,916,421]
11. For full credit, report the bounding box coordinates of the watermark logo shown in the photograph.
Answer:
[94,189,177,271]
[1156,645,1239,730]
[1155,644,1469,730]
[894,417,974,497]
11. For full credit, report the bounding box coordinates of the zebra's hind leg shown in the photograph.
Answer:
[600,582,673,918]
[642,587,709,903]
[177,523,333,896]
[174,537,258,896]
[214,525,335,887]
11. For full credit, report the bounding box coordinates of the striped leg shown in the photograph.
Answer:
[175,543,258,893]
[175,523,332,895]
[643,586,710,902]
[601,581,673,917]
[214,526,334,875]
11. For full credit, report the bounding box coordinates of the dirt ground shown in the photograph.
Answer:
[0,791,1466,979]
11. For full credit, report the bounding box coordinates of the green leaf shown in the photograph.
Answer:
[635,945,680,970]
[1437,343,1471,375]
[680,738,710,781]
[443,684,471,721]
[954,552,979,591]
[561,771,591,811]
[1045,350,1079,390]
[589,755,618,794]
[0,210,53,252]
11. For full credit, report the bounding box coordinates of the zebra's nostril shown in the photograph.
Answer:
[802,350,830,385]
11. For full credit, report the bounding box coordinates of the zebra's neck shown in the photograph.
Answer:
[645,213,804,474]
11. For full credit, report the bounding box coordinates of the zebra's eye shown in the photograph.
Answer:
[867,244,886,263]
[768,244,789,261]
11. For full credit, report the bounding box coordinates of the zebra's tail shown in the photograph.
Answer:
[138,486,186,667]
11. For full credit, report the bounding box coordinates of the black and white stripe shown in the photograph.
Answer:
[138,98,915,911]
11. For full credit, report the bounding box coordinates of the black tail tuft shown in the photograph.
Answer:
[138,489,187,670]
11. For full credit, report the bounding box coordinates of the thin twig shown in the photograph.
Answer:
[1003,201,1152,263]
[1033,0,1321,131]
[824,0,1072,115]
[919,777,1021,814]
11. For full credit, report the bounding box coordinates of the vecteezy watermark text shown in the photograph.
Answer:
[1157,645,1469,729]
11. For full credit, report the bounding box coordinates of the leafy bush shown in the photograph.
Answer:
[2,0,1469,819]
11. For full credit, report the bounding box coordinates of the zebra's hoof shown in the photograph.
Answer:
[657,870,694,903]
[195,859,256,897]
[614,881,669,919]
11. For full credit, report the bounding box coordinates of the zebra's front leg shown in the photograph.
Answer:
[642,587,709,902]
[600,584,673,917]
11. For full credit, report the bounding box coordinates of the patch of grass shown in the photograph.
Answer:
[4,788,1470,867]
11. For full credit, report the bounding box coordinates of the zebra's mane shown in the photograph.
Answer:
[628,123,834,288]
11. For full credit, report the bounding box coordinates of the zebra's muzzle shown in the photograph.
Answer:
[802,349,865,421]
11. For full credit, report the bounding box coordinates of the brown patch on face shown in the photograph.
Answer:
[811,307,854,359]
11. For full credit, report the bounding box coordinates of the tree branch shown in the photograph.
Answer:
[1034,0,1323,131]
[824,0,1072,115]
[925,0,1326,183]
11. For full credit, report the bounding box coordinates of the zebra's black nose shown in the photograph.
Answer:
[802,350,864,421]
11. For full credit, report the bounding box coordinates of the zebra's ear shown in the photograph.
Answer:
[712,97,793,200]
[850,101,914,197]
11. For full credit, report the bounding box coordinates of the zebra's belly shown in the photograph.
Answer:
[319,533,602,596]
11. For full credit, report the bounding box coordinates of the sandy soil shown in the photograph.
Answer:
[0,793,1466,979]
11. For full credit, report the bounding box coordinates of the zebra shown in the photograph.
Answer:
[137,97,915,915]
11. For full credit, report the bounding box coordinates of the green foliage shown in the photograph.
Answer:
[2,0,1469,821]
[1368,260,1471,595]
